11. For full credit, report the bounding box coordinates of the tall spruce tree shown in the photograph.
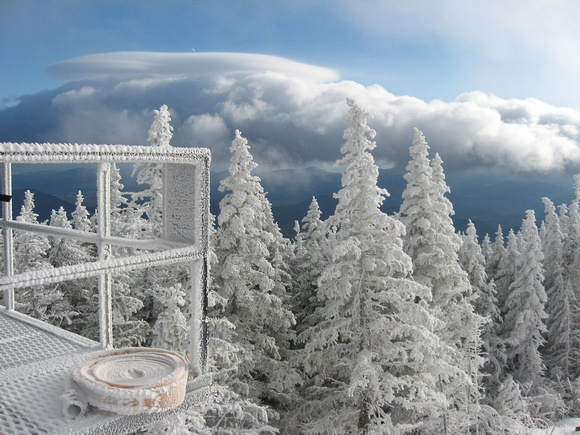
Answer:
[131,105,191,343]
[563,176,580,271]
[563,177,580,377]
[212,130,298,421]
[291,196,329,335]
[486,226,506,284]
[480,233,493,268]
[201,227,278,434]
[399,132,484,433]
[495,229,518,321]
[459,221,504,397]
[298,100,447,434]
[71,191,93,233]
[541,197,574,380]
[502,210,547,385]
[132,104,173,235]
[398,128,434,270]
[69,191,99,339]
[48,206,92,268]
[13,190,65,324]
[47,206,93,329]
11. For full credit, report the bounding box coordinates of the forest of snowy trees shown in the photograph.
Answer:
[4,100,580,434]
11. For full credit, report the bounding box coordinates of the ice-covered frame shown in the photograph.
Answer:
[0,142,211,374]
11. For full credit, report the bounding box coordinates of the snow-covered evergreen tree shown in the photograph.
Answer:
[48,207,92,268]
[562,177,580,378]
[47,206,94,329]
[487,226,506,280]
[131,105,193,347]
[398,128,434,271]
[541,197,574,380]
[431,153,485,432]
[15,191,50,273]
[132,104,172,236]
[502,210,547,385]
[194,220,279,434]
[291,196,329,335]
[71,191,94,233]
[563,176,580,270]
[399,132,484,433]
[147,103,173,148]
[212,129,298,420]
[459,220,504,396]
[13,190,64,324]
[151,284,188,353]
[459,221,497,320]
[480,233,493,270]
[67,190,100,338]
[298,101,448,434]
[495,229,517,320]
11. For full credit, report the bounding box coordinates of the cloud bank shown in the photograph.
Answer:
[2,52,580,175]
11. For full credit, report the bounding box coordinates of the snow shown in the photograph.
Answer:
[534,418,580,434]
[5,100,580,432]
[71,347,189,415]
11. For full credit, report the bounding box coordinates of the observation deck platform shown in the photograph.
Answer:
[0,308,211,435]
[0,142,213,434]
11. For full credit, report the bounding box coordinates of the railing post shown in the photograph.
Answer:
[97,162,113,348]
[189,259,202,373]
[189,256,210,374]
[2,162,14,310]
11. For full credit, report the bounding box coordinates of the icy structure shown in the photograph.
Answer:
[0,142,212,433]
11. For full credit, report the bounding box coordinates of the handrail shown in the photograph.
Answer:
[0,142,210,164]
[0,245,203,291]
[0,220,191,250]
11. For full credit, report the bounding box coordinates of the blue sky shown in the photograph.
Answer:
[2,0,579,107]
[1,1,580,176]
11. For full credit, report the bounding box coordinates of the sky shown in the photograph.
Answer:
[1,0,580,177]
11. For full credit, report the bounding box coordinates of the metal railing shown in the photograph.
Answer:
[0,142,211,373]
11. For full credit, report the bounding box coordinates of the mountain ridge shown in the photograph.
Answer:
[8,165,575,239]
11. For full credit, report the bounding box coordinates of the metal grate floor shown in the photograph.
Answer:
[0,308,211,435]
[0,311,95,370]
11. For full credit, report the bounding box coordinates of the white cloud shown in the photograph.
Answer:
[180,113,230,161]
[2,52,580,176]
[51,86,97,106]
[49,52,340,84]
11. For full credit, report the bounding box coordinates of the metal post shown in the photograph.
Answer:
[97,162,113,348]
[189,259,202,373]
[2,162,14,310]
[200,256,209,374]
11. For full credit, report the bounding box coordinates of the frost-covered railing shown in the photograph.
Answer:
[0,142,211,373]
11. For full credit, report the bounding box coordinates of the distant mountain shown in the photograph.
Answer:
[12,189,75,223]
[217,167,576,239]
[13,166,98,214]
[11,164,142,220]
[7,165,577,240]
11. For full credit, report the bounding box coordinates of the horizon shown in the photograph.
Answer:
[8,162,579,242]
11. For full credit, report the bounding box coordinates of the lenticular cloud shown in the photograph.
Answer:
[49,52,340,84]
[2,52,579,175]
